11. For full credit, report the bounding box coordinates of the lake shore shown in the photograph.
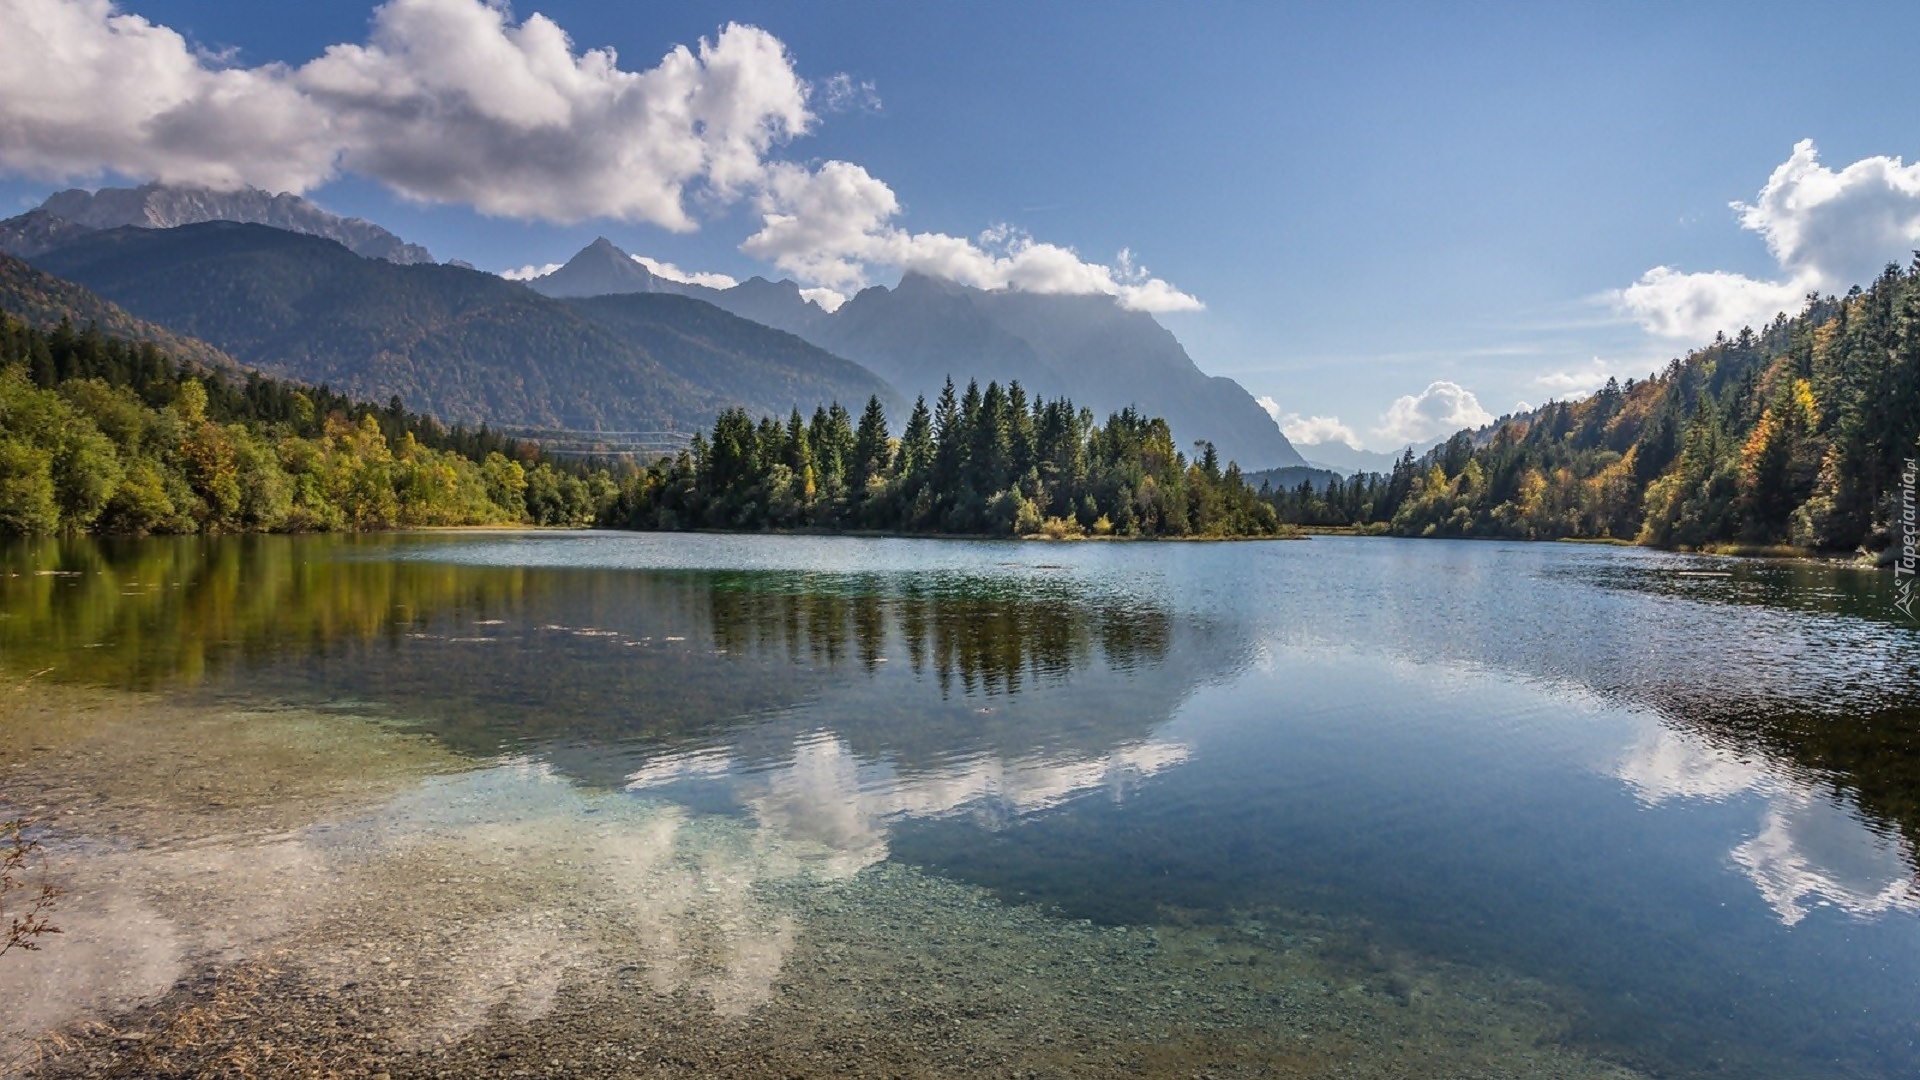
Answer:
[1284,525,1891,570]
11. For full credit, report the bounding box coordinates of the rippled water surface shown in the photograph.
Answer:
[2,532,1917,1078]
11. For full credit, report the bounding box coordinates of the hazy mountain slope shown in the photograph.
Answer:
[1247,465,1345,492]
[700,276,833,340]
[1297,442,1416,474]
[15,183,437,264]
[563,292,898,411]
[0,250,240,372]
[816,274,1070,399]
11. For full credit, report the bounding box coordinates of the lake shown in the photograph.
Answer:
[2,532,1916,1078]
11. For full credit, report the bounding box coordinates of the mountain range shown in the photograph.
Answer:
[525,238,1306,469]
[0,184,435,264]
[29,222,891,432]
[4,183,1305,469]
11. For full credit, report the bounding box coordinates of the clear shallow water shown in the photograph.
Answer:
[3,532,1917,1077]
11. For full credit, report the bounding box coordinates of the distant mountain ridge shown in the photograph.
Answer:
[523,240,1306,469]
[529,237,705,299]
[1246,465,1345,492]
[1,183,436,264]
[29,222,893,432]
[1298,441,1419,475]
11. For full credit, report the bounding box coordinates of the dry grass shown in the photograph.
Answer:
[1,819,61,960]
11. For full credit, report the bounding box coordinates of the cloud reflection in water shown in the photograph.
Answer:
[626,733,1191,877]
[1619,725,1920,925]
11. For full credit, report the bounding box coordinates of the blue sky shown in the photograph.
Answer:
[4,0,1919,453]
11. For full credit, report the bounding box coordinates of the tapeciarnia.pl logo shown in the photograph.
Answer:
[1898,455,1918,620]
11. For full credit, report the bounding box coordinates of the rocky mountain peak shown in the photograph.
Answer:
[8,183,435,265]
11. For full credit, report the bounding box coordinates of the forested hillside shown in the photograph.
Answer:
[0,251,238,373]
[1265,260,1920,555]
[605,378,1285,537]
[0,313,613,535]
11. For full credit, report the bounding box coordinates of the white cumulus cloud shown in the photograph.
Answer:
[1616,140,1920,341]
[0,0,813,228]
[299,1,811,225]
[1736,138,1920,288]
[798,287,847,312]
[1373,381,1494,445]
[1617,265,1808,342]
[1532,357,1619,398]
[741,160,1203,313]
[630,254,737,289]
[0,0,1200,311]
[1283,414,1361,448]
[499,261,562,281]
[1257,396,1361,448]
[501,252,738,288]
[0,0,334,193]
